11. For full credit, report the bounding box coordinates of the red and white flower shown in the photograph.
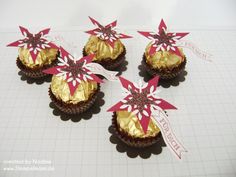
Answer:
[138,19,189,57]
[7,26,58,63]
[43,47,103,96]
[85,17,132,48]
[107,76,177,133]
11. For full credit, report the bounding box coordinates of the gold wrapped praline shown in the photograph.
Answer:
[145,42,185,70]
[50,75,98,104]
[18,47,58,69]
[84,35,124,61]
[116,111,160,138]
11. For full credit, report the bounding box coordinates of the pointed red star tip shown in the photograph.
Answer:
[182,32,190,37]
[113,20,117,25]
[40,28,50,34]
[19,26,26,30]
[119,33,133,39]
[118,76,126,83]
[159,19,167,32]
[19,26,29,36]
[106,20,117,28]
[84,29,92,34]
[6,42,13,47]
[152,76,160,83]
[137,31,144,35]
[88,16,94,21]
[88,16,99,25]
[137,31,153,40]
[59,46,66,53]
[83,53,95,63]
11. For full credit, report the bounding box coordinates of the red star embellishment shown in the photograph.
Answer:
[138,19,189,57]
[43,47,103,96]
[107,76,177,133]
[7,26,58,63]
[85,17,132,48]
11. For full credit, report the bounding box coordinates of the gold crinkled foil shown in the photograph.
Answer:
[85,35,124,61]
[145,42,185,70]
[116,111,160,138]
[51,75,98,104]
[18,47,58,69]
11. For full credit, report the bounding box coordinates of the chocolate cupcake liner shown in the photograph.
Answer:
[142,53,187,80]
[83,47,126,71]
[49,84,100,115]
[16,52,60,79]
[111,112,161,148]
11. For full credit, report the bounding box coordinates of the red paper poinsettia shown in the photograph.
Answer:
[7,26,58,63]
[107,76,176,133]
[138,19,189,57]
[43,47,103,96]
[85,17,132,48]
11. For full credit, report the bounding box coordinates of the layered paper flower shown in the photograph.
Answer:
[43,47,103,96]
[7,26,58,62]
[138,19,189,56]
[85,17,132,48]
[107,76,176,133]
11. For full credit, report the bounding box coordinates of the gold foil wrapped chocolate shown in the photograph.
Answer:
[116,111,160,138]
[50,75,98,104]
[145,42,185,70]
[84,35,124,61]
[18,47,58,68]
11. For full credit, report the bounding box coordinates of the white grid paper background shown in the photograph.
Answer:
[0,29,236,177]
